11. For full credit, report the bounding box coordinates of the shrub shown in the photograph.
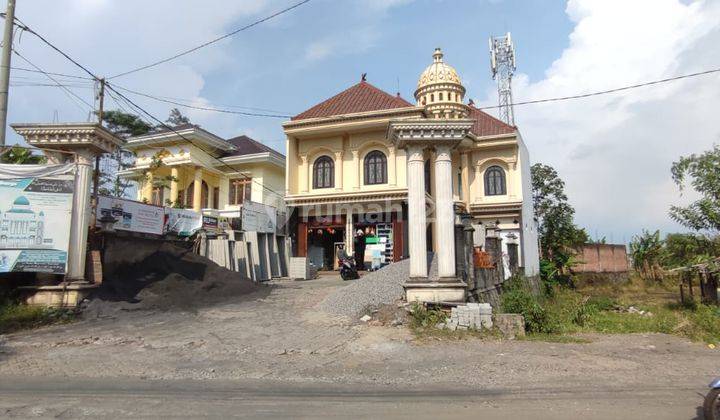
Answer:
[408,302,447,329]
[501,281,556,334]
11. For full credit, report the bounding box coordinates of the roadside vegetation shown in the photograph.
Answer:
[0,300,77,335]
[507,146,720,344]
[500,274,720,344]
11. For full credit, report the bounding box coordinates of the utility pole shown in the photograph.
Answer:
[92,78,105,201]
[0,0,16,146]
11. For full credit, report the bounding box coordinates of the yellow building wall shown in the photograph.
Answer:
[288,129,408,196]
[469,145,523,204]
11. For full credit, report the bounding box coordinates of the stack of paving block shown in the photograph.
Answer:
[443,303,493,331]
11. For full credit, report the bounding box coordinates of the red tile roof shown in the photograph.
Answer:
[225,135,284,158]
[467,105,516,137]
[291,81,414,120]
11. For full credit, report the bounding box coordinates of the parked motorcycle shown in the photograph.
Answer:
[339,257,359,280]
[705,377,720,419]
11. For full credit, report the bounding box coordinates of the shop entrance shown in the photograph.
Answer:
[307,226,345,271]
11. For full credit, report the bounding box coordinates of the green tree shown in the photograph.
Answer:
[99,110,153,197]
[531,163,589,256]
[629,230,664,281]
[0,145,47,164]
[531,163,589,288]
[166,108,190,126]
[670,145,720,232]
[662,233,720,268]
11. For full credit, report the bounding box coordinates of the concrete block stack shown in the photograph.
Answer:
[443,303,493,331]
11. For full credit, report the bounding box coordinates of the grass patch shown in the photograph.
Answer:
[0,300,77,334]
[500,275,720,345]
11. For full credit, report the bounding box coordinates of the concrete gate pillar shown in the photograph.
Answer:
[406,144,427,278]
[388,119,473,303]
[12,123,124,282]
[434,145,455,279]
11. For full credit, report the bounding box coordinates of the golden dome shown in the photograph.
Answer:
[416,48,462,90]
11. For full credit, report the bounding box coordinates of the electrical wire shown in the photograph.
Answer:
[104,82,285,199]
[110,86,293,114]
[8,66,94,80]
[112,83,291,118]
[477,67,720,110]
[107,0,312,80]
[12,50,94,112]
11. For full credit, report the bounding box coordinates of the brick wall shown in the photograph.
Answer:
[573,244,629,273]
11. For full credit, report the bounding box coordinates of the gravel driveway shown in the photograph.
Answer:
[0,275,717,393]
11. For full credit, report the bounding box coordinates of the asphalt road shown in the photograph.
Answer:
[0,377,708,419]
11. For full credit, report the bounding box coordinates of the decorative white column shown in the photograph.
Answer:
[406,144,427,278]
[218,176,229,209]
[192,167,202,212]
[351,150,360,190]
[434,145,455,279]
[334,150,343,191]
[460,152,469,206]
[66,149,94,280]
[170,167,179,206]
[388,146,397,186]
[299,154,309,193]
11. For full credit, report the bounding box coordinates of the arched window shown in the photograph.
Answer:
[364,150,387,185]
[313,155,334,189]
[484,165,506,196]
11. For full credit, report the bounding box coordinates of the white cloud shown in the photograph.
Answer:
[484,0,720,240]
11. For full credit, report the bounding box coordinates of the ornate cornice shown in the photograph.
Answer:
[388,119,473,149]
[286,189,408,206]
[11,122,124,155]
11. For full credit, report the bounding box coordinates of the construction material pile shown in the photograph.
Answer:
[83,236,261,318]
[320,253,439,319]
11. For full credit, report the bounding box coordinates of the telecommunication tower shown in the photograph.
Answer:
[489,32,516,125]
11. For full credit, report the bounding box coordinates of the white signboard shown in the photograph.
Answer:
[165,208,202,236]
[0,164,75,274]
[241,200,276,233]
[96,196,165,235]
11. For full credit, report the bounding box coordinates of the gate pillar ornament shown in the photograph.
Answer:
[388,119,473,302]
[12,123,124,282]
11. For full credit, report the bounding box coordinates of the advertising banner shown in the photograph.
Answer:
[96,196,164,235]
[241,200,276,233]
[0,163,75,274]
[165,207,202,237]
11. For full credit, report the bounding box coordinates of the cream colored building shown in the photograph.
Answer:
[284,48,539,300]
[121,124,285,215]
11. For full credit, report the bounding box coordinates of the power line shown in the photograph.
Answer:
[107,0,312,80]
[12,16,99,81]
[112,83,291,118]
[477,67,720,111]
[8,66,94,80]
[104,82,285,199]
[13,50,94,112]
[109,86,293,114]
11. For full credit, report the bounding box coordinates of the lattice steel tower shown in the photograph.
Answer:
[489,32,516,125]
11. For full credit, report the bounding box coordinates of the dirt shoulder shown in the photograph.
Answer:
[0,276,716,392]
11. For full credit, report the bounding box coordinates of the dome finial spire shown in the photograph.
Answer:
[433,48,443,63]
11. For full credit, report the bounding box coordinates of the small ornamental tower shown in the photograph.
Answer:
[414,48,468,119]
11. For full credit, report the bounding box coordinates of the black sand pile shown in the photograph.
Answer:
[83,236,263,317]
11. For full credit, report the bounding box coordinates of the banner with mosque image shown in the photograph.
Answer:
[0,163,75,274]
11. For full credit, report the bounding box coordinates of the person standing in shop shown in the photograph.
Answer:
[354,229,366,270]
